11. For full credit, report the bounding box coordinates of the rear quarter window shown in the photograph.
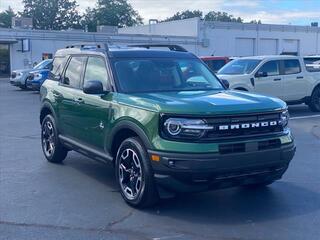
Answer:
[284,60,301,75]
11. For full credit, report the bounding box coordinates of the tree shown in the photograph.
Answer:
[250,20,262,24]
[162,10,203,22]
[0,7,16,28]
[204,11,243,23]
[83,0,143,32]
[21,0,81,30]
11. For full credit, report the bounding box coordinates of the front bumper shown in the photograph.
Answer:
[10,78,23,86]
[149,141,295,194]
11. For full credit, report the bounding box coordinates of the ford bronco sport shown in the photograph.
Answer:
[40,43,295,207]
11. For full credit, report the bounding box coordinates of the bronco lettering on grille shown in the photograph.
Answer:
[218,121,279,130]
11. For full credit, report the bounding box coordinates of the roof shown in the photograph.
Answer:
[200,56,229,60]
[55,45,197,59]
[237,55,299,60]
[110,49,196,58]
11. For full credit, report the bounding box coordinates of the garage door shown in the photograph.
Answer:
[260,39,277,55]
[282,39,299,55]
[236,38,255,56]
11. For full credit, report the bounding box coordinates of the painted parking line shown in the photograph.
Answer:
[290,114,320,120]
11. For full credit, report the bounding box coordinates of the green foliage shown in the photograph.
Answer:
[83,0,143,32]
[250,20,262,24]
[21,0,81,30]
[0,7,16,28]
[204,11,243,23]
[162,10,203,22]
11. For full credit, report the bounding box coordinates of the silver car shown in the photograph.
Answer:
[10,60,52,89]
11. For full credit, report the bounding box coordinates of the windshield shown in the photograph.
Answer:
[218,59,261,75]
[33,60,52,70]
[113,58,224,93]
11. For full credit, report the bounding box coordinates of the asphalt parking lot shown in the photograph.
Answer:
[0,79,319,240]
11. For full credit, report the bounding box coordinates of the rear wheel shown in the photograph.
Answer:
[308,87,320,112]
[115,137,159,208]
[41,114,68,163]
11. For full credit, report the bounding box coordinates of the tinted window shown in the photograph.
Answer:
[84,57,109,90]
[218,59,261,75]
[303,57,320,64]
[257,60,280,76]
[205,59,227,72]
[63,56,86,88]
[113,58,223,93]
[34,59,52,70]
[49,57,65,80]
[284,60,301,74]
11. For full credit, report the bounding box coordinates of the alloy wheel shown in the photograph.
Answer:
[42,120,55,157]
[118,148,143,200]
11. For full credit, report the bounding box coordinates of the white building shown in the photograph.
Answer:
[119,17,320,57]
[0,28,198,77]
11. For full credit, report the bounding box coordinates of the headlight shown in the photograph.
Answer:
[163,118,213,139]
[280,110,289,128]
[16,72,23,77]
[33,73,43,80]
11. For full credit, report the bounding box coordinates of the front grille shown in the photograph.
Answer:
[203,112,283,141]
[11,72,17,78]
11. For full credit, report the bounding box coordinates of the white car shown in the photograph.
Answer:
[217,55,320,112]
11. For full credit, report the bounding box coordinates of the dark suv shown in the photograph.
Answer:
[40,43,296,207]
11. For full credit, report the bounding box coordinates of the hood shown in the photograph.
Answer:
[217,74,250,80]
[117,90,286,115]
[29,69,48,74]
[13,69,33,74]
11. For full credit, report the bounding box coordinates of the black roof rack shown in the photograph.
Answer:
[128,44,188,52]
[65,42,110,55]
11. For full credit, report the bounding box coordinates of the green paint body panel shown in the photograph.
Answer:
[41,80,292,155]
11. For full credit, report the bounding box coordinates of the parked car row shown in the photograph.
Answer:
[10,59,53,90]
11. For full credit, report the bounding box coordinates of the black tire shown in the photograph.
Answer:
[115,137,159,208]
[308,87,320,112]
[41,114,68,163]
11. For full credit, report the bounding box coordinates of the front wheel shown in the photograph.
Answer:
[308,87,320,112]
[115,137,159,208]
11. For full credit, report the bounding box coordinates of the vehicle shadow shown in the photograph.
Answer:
[67,153,119,191]
[149,181,320,225]
[68,154,320,225]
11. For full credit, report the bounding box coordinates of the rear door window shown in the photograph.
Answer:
[284,60,301,75]
[257,60,280,76]
[63,56,87,88]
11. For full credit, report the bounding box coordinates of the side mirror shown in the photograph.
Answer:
[83,80,104,94]
[221,79,230,89]
[255,72,268,78]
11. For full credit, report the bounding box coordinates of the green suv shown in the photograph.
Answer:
[40,44,296,207]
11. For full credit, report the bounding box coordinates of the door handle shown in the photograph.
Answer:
[273,78,281,81]
[74,97,84,104]
[297,76,304,79]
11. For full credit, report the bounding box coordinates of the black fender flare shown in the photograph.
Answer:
[40,101,57,124]
[107,120,153,153]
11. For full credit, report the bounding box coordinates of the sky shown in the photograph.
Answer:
[0,0,319,26]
